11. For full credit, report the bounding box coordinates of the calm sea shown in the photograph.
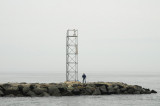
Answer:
[0,72,159,106]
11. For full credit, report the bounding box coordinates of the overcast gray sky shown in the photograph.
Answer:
[0,0,160,74]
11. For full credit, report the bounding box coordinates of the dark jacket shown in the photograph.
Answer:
[82,74,86,79]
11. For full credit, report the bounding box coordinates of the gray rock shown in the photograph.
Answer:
[2,84,20,95]
[62,91,73,96]
[128,89,135,94]
[41,92,50,97]
[33,87,47,95]
[108,86,116,94]
[18,85,24,91]
[0,86,3,91]
[5,94,15,97]
[26,91,36,97]
[67,86,74,92]
[144,88,151,94]
[57,84,67,93]
[113,85,119,90]
[79,89,87,95]
[134,85,142,91]
[17,94,24,97]
[72,88,80,95]
[85,86,94,95]
[117,84,123,89]
[1,83,11,90]
[134,91,140,94]
[116,89,121,94]
[120,87,127,92]
[151,90,157,93]
[99,85,107,94]
[139,88,145,94]
[48,86,61,96]
[124,91,128,94]
[92,88,101,95]
[0,90,4,96]
[22,86,30,94]
[144,91,151,94]
[30,84,36,90]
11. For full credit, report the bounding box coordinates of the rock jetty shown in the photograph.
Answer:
[0,82,157,97]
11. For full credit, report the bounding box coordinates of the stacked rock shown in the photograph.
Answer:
[0,82,157,97]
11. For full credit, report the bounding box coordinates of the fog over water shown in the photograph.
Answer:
[0,0,160,75]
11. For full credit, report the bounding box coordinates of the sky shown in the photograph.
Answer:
[0,0,160,74]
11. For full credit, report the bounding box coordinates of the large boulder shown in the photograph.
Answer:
[22,86,30,94]
[85,86,94,95]
[72,88,81,95]
[120,87,127,92]
[2,83,20,95]
[108,86,116,94]
[1,83,11,90]
[127,88,135,94]
[99,85,107,94]
[0,86,3,91]
[143,88,151,94]
[133,85,145,93]
[33,87,47,95]
[124,91,128,94]
[48,86,61,96]
[92,88,101,95]
[151,90,157,93]
[133,85,142,91]
[134,91,140,94]
[113,85,121,94]
[26,91,36,97]
[40,92,50,97]
[30,84,37,90]
[0,90,4,96]
[67,86,74,92]
[57,84,67,93]
[117,84,123,89]
[115,89,121,94]
[113,85,119,90]
[18,85,24,92]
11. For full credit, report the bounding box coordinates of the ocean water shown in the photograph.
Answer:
[0,72,160,106]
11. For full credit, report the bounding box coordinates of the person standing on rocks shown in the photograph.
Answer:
[82,73,86,83]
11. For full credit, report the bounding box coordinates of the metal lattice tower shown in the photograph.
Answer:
[66,29,78,81]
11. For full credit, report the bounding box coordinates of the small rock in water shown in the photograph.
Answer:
[151,90,157,93]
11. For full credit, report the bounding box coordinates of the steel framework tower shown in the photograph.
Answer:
[66,29,78,81]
